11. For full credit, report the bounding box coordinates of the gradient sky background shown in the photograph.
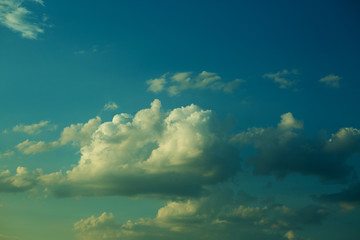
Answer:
[1,0,360,239]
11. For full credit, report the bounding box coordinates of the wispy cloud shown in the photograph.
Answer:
[12,120,56,134]
[74,45,98,55]
[15,117,101,154]
[319,74,342,88]
[0,0,46,39]
[0,151,14,159]
[146,71,244,96]
[263,69,299,89]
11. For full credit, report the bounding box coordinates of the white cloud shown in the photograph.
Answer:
[13,120,56,134]
[146,71,243,95]
[40,100,240,198]
[277,112,303,130]
[15,139,59,154]
[0,0,46,39]
[15,117,101,154]
[0,167,41,193]
[146,74,167,93]
[319,74,342,88]
[103,102,119,111]
[263,69,298,89]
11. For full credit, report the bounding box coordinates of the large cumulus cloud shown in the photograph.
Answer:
[40,100,240,198]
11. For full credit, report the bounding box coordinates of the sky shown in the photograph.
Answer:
[0,0,360,239]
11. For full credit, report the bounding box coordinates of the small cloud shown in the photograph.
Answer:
[103,101,118,111]
[319,74,342,88]
[263,69,299,89]
[0,0,47,39]
[146,71,244,96]
[0,151,14,159]
[74,45,98,55]
[146,74,167,93]
[13,120,56,134]
[0,167,42,193]
[284,230,297,240]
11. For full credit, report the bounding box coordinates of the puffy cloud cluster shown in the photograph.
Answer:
[146,71,243,96]
[0,0,46,39]
[232,112,360,182]
[103,101,119,111]
[319,74,342,88]
[12,120,56,135]
[0,167,41,193]
[40,100,240,198]
[263,69,298,89]
[74,188,327,240]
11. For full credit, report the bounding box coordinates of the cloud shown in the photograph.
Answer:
[319,74,342,88]
[15,139,60,154]
[12,120,56,134]
[0,0,46,39]
[263,69,298,89]
[0,151,14,159]
[73,188,326,240]
[232,113,359,182]
[0,167,41,193]
[0,234,19,240]
[74,45,98,55]
[146,71,244,96]
[103,101,119,111]
[15,117,101,154]
[40,100,240,198]
[316,182,360,208]
[146,74,167,93]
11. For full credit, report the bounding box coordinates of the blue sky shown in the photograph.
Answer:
[1,0,360,239]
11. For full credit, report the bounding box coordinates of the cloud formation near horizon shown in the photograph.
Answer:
[73,187,329,240]
[146,71,243,95]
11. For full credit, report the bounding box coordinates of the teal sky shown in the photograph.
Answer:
[1,0,360,239]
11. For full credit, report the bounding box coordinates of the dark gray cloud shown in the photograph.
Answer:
[232,113,360,182]
[316,182,360,206]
